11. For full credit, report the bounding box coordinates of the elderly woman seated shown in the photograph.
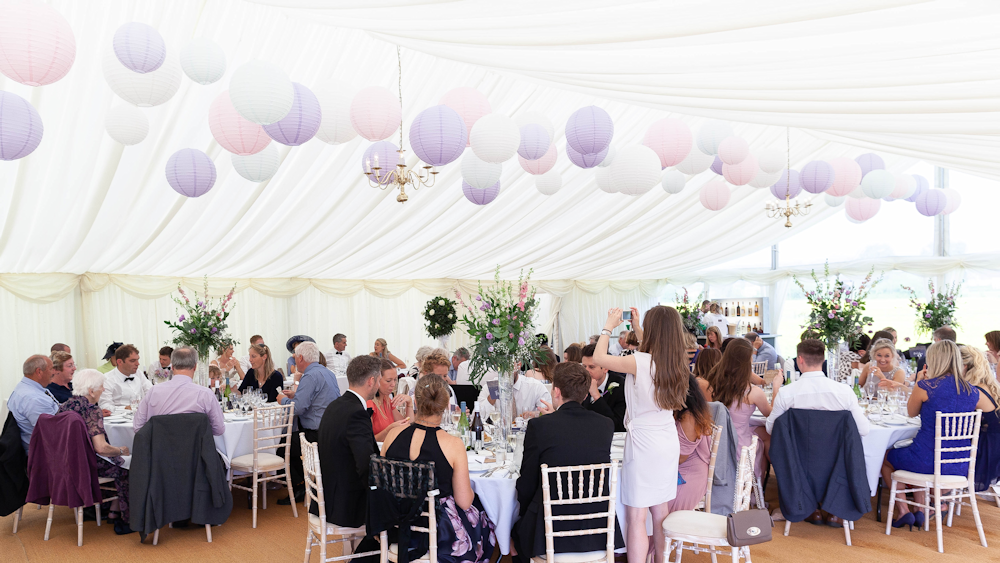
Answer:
[57,369,135,535]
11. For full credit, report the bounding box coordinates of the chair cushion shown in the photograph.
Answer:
[661,510,729,543]
[230,453,285,471]
[892,470,970,488]
[307,513,366,536]
[532,551,609,563]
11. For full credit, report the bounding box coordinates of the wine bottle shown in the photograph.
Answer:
[215,384,223,404]
[223,377,231,399]
[471,409,485,453]
[724,303,729,316]
[736,302,741,317]
[853,375,863,400]
[458,403,470,448]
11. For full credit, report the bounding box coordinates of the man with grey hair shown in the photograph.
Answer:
[8,355,60,452]
[277,340,341,505]
[453,347,472,385]
[325,333,351,378]
[133,347,224,436]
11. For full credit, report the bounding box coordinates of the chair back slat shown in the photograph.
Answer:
[702,424,722,511]
[733,435,759,513]
[752,361,767,376]
[539,462,619,563]
[300,433,324,522]
[249,403,294,470]
[933,410,982,485]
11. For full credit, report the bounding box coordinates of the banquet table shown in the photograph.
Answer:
[104,412,269,465]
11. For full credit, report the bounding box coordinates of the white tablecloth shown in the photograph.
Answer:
[104,415,259,463]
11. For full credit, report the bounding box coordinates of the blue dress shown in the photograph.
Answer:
[974,387,1000,491]
[888,374,979,476]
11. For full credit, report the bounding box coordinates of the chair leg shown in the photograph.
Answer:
[205,524,212,543]
[76,507,83,547]
[95,502,101,527]
[730,547,738,563]
[286,465,298,518]
[674,540,683,563]
[44,504,54,541]
[947,498,955,528]
[923,487,931,531]
[261,475,267,510]
[252,472,259,529]
[12,506,22,534]
[875,477,883,523]
[885,480,898,535]
[753,476,765,509]
[304,530,313,563]
[843,520,851,546]
[993,484,1000,508]
[934,487,944,553]
[969,487,988,547]
[153,528,159,545]
[710,549,718,563]
[783,520,791,536]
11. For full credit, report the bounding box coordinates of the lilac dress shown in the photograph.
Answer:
[728,391,763,477]
[668,420,710,511]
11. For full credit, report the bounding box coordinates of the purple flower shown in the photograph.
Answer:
[480,305,487,311]
[925,313,932,318]
[492,319,500,326]
[488,346,494,353]
[197,300,203,307]
[486,333,493,340]
[851,301,858,306]
[179,315,186,322]
[828,312,835,319]
[190,328,197,334]
[518,337,525,345]
[475,295,482,301]
[211,327,218,333]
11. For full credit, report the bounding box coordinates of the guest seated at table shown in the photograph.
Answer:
[452,347,472,385]
[692,348,722,386]
[881,340,991,530]
[285,335,317,379]
[835,333,870,382]
[524,346,556,382]
[513,362,613,563]
[96,342,123,374]
[238,343,284,402]
[563,342,583,362]
[859,338,906,389]
[581,344,626,432]
[210,343,240,381]
[8,355,60,453]
[670,374,714,512]
[383,374,495,563]
[58,369,134,535]
[792,330,827,375]
[47,351,76,403]
[410,352,460,408]
[50,343,70,354]
[99,344,153,412]
[704,326,723,351]
[745,332,777,371]
[369,359,414,442]
[146,346,173,385]
[133,347,225,436]
[915,326,956,374]
[985,331,1000,370]
[960,346,1000,492]
[208,366,223,389]
[860,331,895,365]
[237,335,263,377]
[684,331,700,367]
[475,361,551,420]
[370,337,406,370]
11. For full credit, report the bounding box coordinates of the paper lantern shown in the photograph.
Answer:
[770,169,801,199]
[598,145,616,168]
[845,197,881,222]
[104,104,148,146]
[519,143,556,175]
[470,114,520,164]
[890,174,917,200]
[102,46,180,107]
[166,148,216,197]
[855,153,885,178]
[661,169,686,194]
[847,187,865,199]
[800,161,834,194]
[348,86,401,142]
[675,150,714,175]
[756,149,785,174]
[0,2,75,86]
[595,166,615,193]
[824,194,846,207]
[209,90,270,156]
[567,142,608,169]
[565,106,613,155]
[440,87,491,147]
[315,81,357,145]
[535,170,562,196]
[827,157,862,197]
[514,112,554,143]
[408,104,467,166]
[915,189,948,216]
[717,136,749,165]
[696,121,733,156]
[859,169,895,199]
[642,118,692,168]
[906,175,929,202]
[748,169,781,189]
[462,151,502,189]
[710,155,724,175]
[942,188,961,215]
[722,155,757,186]
[231,144,279,182]
[517,123,550,161]
[0,91,43,160]
[699,179,731,211]
[263,82,321,146]
[361,141,399,185]
[179,37,226,85]
[229,60,294,125]
[113,22,165,74]
[610,145,660,195]
[462,180,500,205]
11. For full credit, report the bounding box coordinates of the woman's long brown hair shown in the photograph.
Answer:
[675,374,714,437]
[638,306,690,411]
[251,343,274,387]
[707,337,754,407]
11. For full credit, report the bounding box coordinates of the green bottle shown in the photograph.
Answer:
[853,375,863,400]
[223,376,232,399]
[458,401,470,448]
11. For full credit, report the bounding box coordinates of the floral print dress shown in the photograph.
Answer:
[58,396,130,521]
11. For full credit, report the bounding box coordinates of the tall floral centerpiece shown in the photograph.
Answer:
[902,279,961,334]
[674,288,706,334]
[456,267,541,451]
[163,278,237,387]
[424,296,458,349]
[793,262,881,381]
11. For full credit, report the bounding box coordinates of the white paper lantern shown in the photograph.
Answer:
[231,144,279,182]
[942,188,962,215]
[104,104,148,145]
[748,169,782,189]
[595,166,615,193]
[461,152,502,190]
[610,145,661,195]
[722,155,757,186]
[514,111,555,143]
[598,145,616,168]
[889,174,917,200]
[756,149,785,174]
[470,114,520,164]
[717,136,749,165]
[699,179,731,211]
[229,60,294,125]
[661,169,686,194]
[535,170,562,195]
[314,81,358,145]
[824,194,846,207]
[859,169,895,199]
[674,150,714,175]
[102,45,180,107]
[180,37,226,85]
[696,121,734,155]
[845,197,881,222]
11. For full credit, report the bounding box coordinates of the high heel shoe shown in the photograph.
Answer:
[913,511,925,530]
[892,512,916,531]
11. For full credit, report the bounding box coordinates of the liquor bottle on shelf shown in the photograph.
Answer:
[724,303,729,316]
[736,302,741,316]
[754,302,759,316]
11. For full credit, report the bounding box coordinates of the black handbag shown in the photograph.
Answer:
[725,478,772,547]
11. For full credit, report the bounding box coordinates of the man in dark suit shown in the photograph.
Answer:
[581,344,626,433]
[513,362,615,563]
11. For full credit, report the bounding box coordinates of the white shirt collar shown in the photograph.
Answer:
[799,371,825,379]
[347,389,368,409]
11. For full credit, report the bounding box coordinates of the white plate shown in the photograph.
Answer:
[468,461,501,473]
[883,415,912,426]
[104,417,127,424]
[227,416,249,422]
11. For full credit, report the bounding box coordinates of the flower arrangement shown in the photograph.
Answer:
[456,267,542,388]
[902,279,961,334]
[163,277,238,359]
[674,287,706,332]
[423,296,458,338]
[793,261,882,349]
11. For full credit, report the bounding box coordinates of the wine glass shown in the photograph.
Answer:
[450,405,461,428]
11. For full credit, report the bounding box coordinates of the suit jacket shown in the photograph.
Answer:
[0,411,29,516]
[515,401,614,558]
[583,373,626,433]
[318,391,378,528]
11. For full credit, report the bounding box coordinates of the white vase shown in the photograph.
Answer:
[437,334,450,350]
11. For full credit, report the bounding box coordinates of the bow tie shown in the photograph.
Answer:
[336,352,343,355]
[124,376,134,382]
[366,408,374,416]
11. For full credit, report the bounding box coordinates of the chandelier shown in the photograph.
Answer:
[363,46,437,202]
[765,127,811,227]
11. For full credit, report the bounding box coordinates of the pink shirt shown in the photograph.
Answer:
[133,375,225,436]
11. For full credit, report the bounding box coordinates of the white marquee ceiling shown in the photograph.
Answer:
[0,0,996,281]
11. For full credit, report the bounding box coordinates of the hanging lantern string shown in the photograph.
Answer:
[398,45,404,153]
[785,126,790,198]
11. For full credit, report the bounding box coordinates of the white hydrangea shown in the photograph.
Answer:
[429,309,435,316]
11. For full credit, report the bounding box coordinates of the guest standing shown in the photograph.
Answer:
[238,343,285,402]
[133,347,225,436]
[369,359,414,441]
[325,333,352,378]
[669,374,714,512]
[370,338,406,369]
[47,351,76,403]
[702,303,728,338]
[8,355,60,453]
[99,345,152,411]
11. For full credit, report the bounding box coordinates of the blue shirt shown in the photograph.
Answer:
[278,362,341,431]
[754,341,778,370]
[8,377,60,453]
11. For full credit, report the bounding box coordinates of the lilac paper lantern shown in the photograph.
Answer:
[262,83,322,146]
[770,169,802,199]
[915,189,948,216]
[855,153,885,178]
[906,175,929,202]
[113,22,166,74]
[462,180,499,205]
[361,141,399,186]
[517,123,550,161]
[565,106,613,156]
[0,91,43,160]
[566,142,609,169]
[166,149,216,197]
[409,105,467,166]
[800,160,834,194]
[710,155,724,175]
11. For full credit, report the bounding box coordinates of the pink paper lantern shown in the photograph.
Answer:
[642,118,692,168]
[566,142,608,169]
[440,87,491,147]
[770,169,802,199]
[209,90,271,156]
[0,2,76,86]
[915,189,948,216]
[113,22,166,74]
[717,136,749,166]
[166,148,216,197]
[0,91,44,160]
[800,160,834,194]
[722,154,757,186]
[890,174,916,199]
[409,104,467,166]
[565,106,614,156]
[855,152,885,178]
[827,157,862,197]
[845,197,881,222]
[700,179,731,211]
[519,143,556,175]
[361,141,399,186]
[517,123,550,161]
[462,180,500,205]
[350,86,401,141]
[263,83,322,146]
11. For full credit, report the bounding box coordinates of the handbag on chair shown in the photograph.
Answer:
[726,479,772,547]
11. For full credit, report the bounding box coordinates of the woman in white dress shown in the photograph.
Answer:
[595,306,690,563]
